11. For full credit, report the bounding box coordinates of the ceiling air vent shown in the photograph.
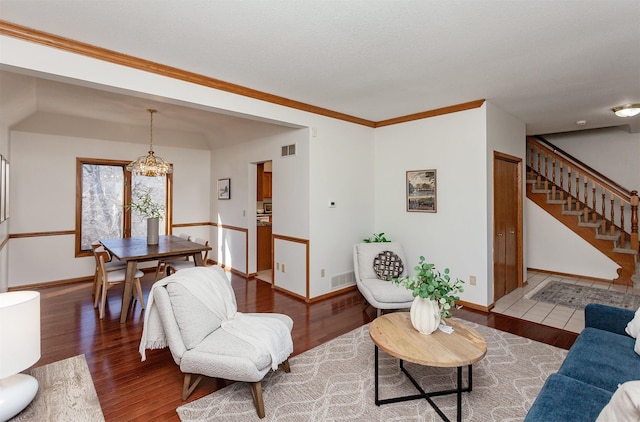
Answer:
[281,144,296,157]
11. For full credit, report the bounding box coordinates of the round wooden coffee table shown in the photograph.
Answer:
[369,312,487,422]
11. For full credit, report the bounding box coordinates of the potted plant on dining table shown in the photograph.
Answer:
[392,256,464,334]
[126,188,164,245]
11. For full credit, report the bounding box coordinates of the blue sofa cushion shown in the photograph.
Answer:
[558,327,640,392]
[585,303,635,336]
[524,373,612,422]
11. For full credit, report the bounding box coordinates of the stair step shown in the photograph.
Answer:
[531,188,550,194]
[613,247,638,255]
[578,221,601,228]
[596,233,619,241]
[562,210,583,216]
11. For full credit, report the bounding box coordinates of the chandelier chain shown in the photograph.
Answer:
[148,109,157,151]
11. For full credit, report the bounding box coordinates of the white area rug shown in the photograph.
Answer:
[177,320,567,421]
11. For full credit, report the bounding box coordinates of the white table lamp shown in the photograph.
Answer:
[0,291,41,421]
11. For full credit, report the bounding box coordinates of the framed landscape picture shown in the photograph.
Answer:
[217,178,230,200]
[406,169,437,212]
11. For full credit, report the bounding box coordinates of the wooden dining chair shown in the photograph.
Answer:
[94,249,145,319]
[154,233,191,281]
[165,238,210,275]
[90,241,126,297]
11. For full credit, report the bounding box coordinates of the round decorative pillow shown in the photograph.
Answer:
[373,251,404,280]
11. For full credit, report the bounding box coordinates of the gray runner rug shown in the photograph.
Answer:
[177,320,567,421]
[529,280,640,311]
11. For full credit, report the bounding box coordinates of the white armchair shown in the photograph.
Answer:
[140,266,293,418]
[353,242,414,317]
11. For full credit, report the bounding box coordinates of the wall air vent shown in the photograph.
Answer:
[331,271,355,289]
[281,144,296,157]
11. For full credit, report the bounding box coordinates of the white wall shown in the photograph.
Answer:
[373,106,491,307]
[526,200,619,279]
[8,131,210,287]
[209,126,310,279]
[307,121,376,298]
[0,72,37,292]
[544,127,640,191]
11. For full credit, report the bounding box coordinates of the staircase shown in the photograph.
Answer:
[526,136,639,286]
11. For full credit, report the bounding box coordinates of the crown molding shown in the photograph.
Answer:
[1,20,483,128]
[375,99,486,127]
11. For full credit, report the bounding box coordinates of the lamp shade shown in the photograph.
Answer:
[0,291,41,379]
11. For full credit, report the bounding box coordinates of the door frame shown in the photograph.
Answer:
[492,151,524,302]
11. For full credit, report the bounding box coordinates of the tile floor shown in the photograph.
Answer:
[492,271,638,333]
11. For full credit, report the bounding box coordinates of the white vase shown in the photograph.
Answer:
[147,217,159,245]
[410,296,441,334]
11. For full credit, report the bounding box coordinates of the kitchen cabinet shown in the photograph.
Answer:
[256,163,272,201]
[263,171,272,199]
[257,224,272,271]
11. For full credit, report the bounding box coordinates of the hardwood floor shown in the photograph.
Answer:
[31,271,577,421]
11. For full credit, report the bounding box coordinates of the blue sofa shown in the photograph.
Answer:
[525,303,640,421]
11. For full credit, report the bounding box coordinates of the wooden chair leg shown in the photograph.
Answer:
[154,262,165,282]
[99,283,107,319]
[249,382,265,419]
[134,278,145,309]
[93,281,101,308]
[279,359,291,373]
[92,269,99,298]
[376,308,382,318]
[182,374,204,400]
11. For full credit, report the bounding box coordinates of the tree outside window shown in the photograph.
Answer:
[75,158,171,257]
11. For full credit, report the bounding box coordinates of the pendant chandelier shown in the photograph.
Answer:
[126,109,173,177]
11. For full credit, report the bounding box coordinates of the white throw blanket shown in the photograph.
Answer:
[139,266,293,370]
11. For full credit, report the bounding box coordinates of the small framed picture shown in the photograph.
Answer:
[406,169,437,212]
[217,178,231,200]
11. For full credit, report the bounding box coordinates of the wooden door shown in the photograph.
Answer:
[493,152,523,302]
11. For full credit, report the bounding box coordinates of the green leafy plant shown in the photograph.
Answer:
[363,232,391,243]
[126,187,164,219]
[392,256,464,319]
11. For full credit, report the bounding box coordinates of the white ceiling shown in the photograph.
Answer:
[1,0,640,144]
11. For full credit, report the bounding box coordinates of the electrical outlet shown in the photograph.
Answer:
[470,275,477,286]
[321,269,325,277]
[276,262,280,271]
[282,264,286,273]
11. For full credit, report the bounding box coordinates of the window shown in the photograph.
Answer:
[75,158,172,257]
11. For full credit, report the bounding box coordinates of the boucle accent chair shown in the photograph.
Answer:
[141,266,293,419]
[353,242,414,317]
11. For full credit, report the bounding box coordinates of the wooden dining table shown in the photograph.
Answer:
[100,235,212,323]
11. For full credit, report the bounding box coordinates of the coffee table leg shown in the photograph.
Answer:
[375,359,473,422]
[457,366,462,422]
[374,345,379,405]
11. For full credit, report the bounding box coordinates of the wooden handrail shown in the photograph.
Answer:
[532,136,633,200]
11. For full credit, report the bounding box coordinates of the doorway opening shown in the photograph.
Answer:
[256,160,273,283]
